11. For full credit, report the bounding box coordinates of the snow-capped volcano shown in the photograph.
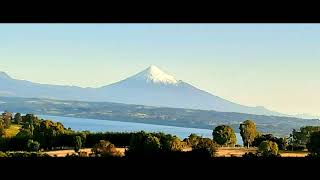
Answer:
[129,65,178,85]
[0,66,285,116]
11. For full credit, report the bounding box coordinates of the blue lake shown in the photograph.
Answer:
[38,115,243,145]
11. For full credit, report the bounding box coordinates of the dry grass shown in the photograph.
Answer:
[216,147,257,157]
[43,147,308,157]
[44,148,126,157]
[279,151,308,157]
[215,147,308,157]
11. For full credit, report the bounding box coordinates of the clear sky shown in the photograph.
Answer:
[0,24,319,115]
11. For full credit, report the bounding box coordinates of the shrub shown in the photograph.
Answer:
[306,131,320,156]
[258,140,280,157]
[92,140,122,157]
[27,140,40,152]
[192,138,218,157]
[0,151,8,157]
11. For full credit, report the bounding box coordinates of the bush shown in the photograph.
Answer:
[192,138,218,158]
[0,151,8,157]
[7,152,51,157]
[252,134,288,150]
[92,140,122,157]
[307,131,320,156]
[27,140,40,152]
[126,132,162,157]
[258,140,280,157]
[161,136,185,152]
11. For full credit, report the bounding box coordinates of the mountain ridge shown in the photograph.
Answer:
[0,66,285,116]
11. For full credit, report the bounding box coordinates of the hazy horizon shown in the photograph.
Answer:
[1,24,320,116]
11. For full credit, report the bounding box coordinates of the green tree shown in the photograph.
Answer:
[14,113,22,124]
[185,133,201,147]
[253,134,288,150]
[0,124,5,137]
[27,140,40,152]
[33,120,67,150]
[258,140,279,157]
[306,131,320,156]
[162,136,185,152]
[73,136,82,152]
[144,134,161,152]
[16,128,33,138]
[290,126,320,150]
[1,111,12,128]
[212,125,237,146]
[23,114,35,124]
[239,120,258,148]
[127,131,161,156]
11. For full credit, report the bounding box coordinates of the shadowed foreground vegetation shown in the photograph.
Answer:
[0,111,319,159]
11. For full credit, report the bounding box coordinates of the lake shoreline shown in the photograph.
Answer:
[38,114,244,145]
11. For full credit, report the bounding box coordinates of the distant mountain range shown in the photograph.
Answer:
[0,65,289,116]
[291,113,320,120]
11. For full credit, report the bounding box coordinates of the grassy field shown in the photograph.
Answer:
[4,124,21,137]
[279,150,308,157]
[42,147,309,157]
[44,148,126,157]
[215,147,308,157]
[216,147,257,157]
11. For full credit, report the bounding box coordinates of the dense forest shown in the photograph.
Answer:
[1,111,320,158]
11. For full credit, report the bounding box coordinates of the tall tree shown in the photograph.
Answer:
[185,133,201,147]
[73,136,82,153]
[212,125,237,147]
[239,120,258,148]
[14,113,22,124]
[2,111,12,128]
[290,126,320,149]
[0,124,5,137]
[306,131,320,156]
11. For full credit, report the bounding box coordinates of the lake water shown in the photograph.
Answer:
[38,115,243,145]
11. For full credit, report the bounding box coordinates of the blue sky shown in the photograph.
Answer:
[0,24,319,115]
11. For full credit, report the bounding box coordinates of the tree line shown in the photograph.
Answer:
[2,111,320,158]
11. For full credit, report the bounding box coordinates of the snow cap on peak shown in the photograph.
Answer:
[132,65,178,84]
[0,71,11,79]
